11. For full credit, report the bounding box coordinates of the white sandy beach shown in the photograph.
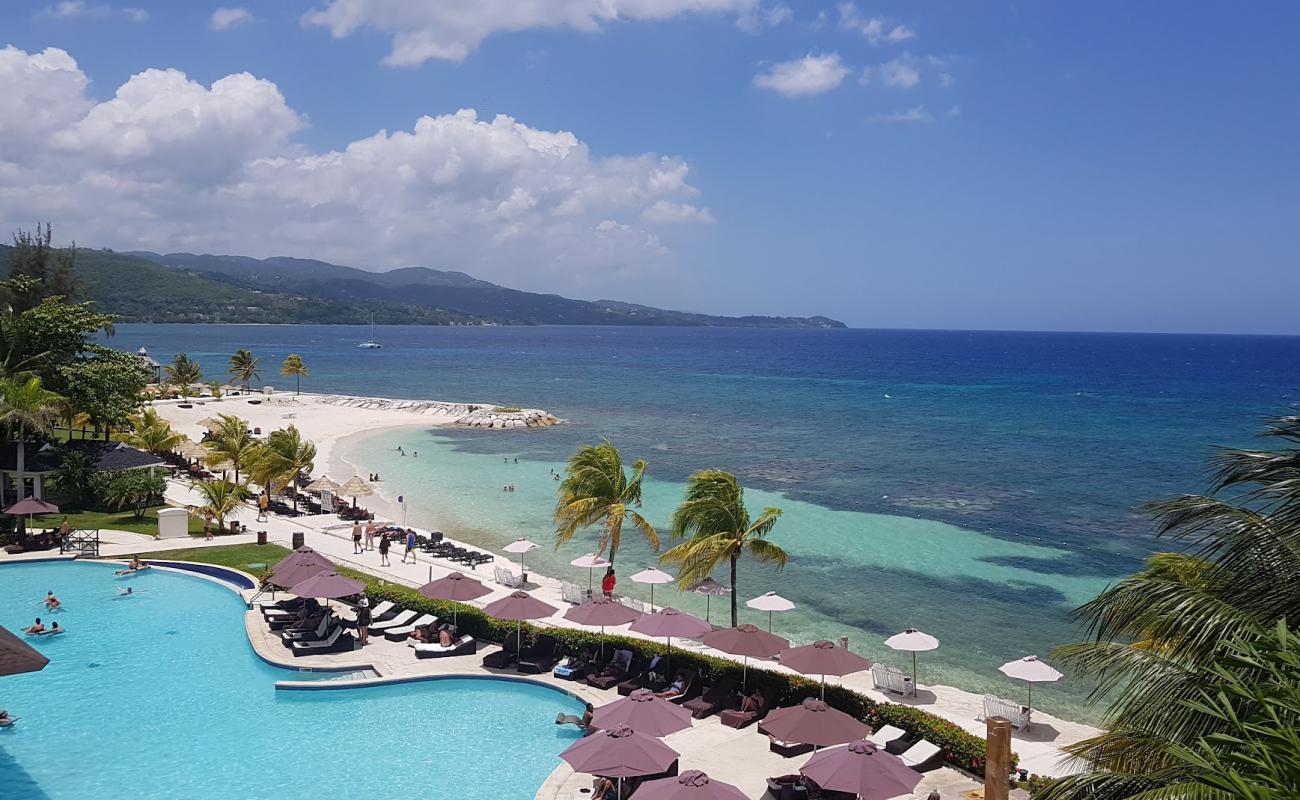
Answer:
[150,391,1102,777]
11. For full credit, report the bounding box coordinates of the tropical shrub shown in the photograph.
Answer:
[96,470,166,519]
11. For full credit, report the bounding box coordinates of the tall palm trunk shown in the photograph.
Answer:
[730,552,739,628]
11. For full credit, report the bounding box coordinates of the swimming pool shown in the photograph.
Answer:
[0,561,582,799]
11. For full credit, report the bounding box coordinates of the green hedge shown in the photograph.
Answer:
[365,582,1012,773]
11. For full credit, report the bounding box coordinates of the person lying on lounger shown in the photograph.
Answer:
[46,621,63,635]
[114,557,149,575]
[0,709,14,727]
[656,670,689,698]
[594,777,618,800]
[739,687,765,714]
[23,618,44,635]
[437,627,454,647]
[556,703,595,731]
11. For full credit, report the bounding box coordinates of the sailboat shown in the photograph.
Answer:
[357,315,382,349]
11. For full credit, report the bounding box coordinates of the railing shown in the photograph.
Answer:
[60,528,100,557]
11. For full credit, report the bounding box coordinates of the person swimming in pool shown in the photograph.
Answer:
[0,709,14,727]
[44,591,60,610]
[23,618,44,635]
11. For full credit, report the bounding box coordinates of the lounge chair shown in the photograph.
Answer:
[718,692,768,729]
[280,615,332,644]
[361,600,397,623]
[898,739,942,770]
[616,655,666,695]
[663,669,699,704]
[413,635,477,659]
[554,648,598,681]
[560,582,585,605]
[289,626,355,657]
[871,664,914,696]
[866,724,909,753]
[981,694,1031,729]
[367,609,417,634]
[586,650,634,689]
[493,566,523,588]
[681,677,738,719]
[382,613,438,642]
[765,774,809,800]
[481,636,523,669]
[516,634,559,673]
[769,738,814,758]
[619,597,646,613]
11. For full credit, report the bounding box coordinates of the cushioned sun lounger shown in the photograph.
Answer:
[587,650,634,689]
[280,615,332,644]
[481,636,522,668]
[516,635,559,673]
[867,724,908,749]
[367,609,417,633]
[616,655,665,695]
[899,739,942,770]
[412,635,477,658]
[663,670,699,704]
[718,695,768,729]
[290,626,354,657]
[681,677,738,719]
[382,614,437,642]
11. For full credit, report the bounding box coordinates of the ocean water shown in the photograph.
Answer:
[0,561,581,799]
[112,324,1300,721]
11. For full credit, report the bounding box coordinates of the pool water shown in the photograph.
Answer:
[0,561,582,800]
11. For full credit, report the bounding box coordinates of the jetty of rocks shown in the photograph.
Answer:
[314,395,561,429]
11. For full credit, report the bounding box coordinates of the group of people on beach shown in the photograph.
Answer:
[350,520,418,566]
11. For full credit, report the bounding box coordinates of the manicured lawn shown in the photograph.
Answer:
[149,543,291,575]
[31,507,205,537]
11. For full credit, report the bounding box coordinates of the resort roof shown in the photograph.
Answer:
[1,441,166,473]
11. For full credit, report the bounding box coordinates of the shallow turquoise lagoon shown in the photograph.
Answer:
[0,561,581,800]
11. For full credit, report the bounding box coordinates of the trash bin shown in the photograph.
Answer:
[292,532,304,549]
[257,530,268,546]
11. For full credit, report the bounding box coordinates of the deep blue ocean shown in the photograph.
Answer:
[110,324,1300,720]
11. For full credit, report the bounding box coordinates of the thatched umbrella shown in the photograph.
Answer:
[303,476,340,493]
[337,475,373,508]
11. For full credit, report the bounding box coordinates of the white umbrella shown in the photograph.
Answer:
[504,537,539,578]
[745,591,795,632]
[998,655,1062,712]
[570,552,611,595]
[630,567,675,611]
[884,628,940,689]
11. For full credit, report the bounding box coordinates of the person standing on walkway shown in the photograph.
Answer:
[356,597,372,646]
[401,528,417,564]
[352,521,363,554]
[258,493,269,522]
[364,520,375,551]
[378,533,391,566]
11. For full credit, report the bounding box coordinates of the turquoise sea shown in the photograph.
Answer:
[112,324,1300,722]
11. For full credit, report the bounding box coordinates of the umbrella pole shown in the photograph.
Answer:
[600,625,606,663]
[821,673,826,700]
[912,651,918,691]
[768,610,773,633]
[705,594,711,623]
[588,568,593,595]
[650,584,654,612]
[742,655,748,692]
[1027,682,1032,712]
[667,636,672,676]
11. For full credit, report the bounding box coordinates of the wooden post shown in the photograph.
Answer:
[985,716,1012,800]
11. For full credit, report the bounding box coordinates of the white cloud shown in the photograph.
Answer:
[209,7,254,31]
[867,105,933,124]
[303,0,760,65]
[41,1,149,22]
[736,3,792,33]
[753,53,848,97]
[837,2,914,45]
[0,46,712,297]
[862,55,920,89]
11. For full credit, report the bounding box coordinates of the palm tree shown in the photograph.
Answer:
[250,425,316,510]
[123,408,183,455]
[203,415,262,483]
[1043,414,1300,800]
[190,478,250,533]
[280,354,308,395]
[554,439,658,565]
[164,353,202,402]
[0,374,64,504]
[205,379,224,400]
[228,348,261,392]
[659,469,787,628]
[54,396,90,440]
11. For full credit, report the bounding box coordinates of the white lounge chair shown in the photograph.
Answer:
[867,724,907,747]
[871,664,914,696]
[494,566,523,588]
[363,600,397,622]
[560,583,584,605]
[981,694,1031,729]
[382,613,437,641]
[619,597,646,613]
[280,614,332,643]
[368,609,417,633]
[899,739,941,770]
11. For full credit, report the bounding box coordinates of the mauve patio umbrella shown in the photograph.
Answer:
[564,597,641,662]
[0,624,49,677]
[630,770,748,800]
[270,554,334,589]
[799,739,923,800]
[4,497,60,536]
[418,572,491,628]
[592,688,693,737]
[289,571,366,601]
[998,655,1063,712]
[686,577,730,624]
[700,624,789,691]
[779,640,873,699]
[482,590,558,653]
[561,725,680,797]
[762,698,871,748]
[630,607,711,675]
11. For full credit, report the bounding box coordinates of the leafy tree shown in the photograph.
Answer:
[0,374,63,440]
[249,425,316,510]
[98,470,166,519]
[2,224,79,312]
[1046,414,1300,800]
[123,408,183,455]
[280,353,308,395]
[203,414,262,482]
[164,353,202,402]
[191,478,250,532]
[49,448,95,507]
[10,297,114,370]
[228,348,260,392]
[659,469,787,627]
[56,349,147,435]
[554,439,657,565]
[0,312,50,378]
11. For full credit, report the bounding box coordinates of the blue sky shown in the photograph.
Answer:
[2,2,1297,333]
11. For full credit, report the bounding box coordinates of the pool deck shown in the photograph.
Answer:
[3,478,1094,782]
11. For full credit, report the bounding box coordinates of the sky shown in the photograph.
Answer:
[1,2,1297,333]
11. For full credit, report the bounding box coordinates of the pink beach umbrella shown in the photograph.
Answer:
[686,577,730,624]
[418,572,491,628]
[630,567,675,612]
[998,655,1063,712]
[592,688,693,737]
[570,553,612,595]
[779,640,873,699]
[762,698,871,748]
[799,739,923,800]
[745,591,795,632]
[630,770,748,800]
[884,628,939,689]
[0,624,50,677]
[482,590,558,653]
[630,607,712,674]
[289,571,366,611]
[271,554,334,589]
[564,597,641,662]
[700,624,789,691]
[4,496,59,535]
[561,725,680,798]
